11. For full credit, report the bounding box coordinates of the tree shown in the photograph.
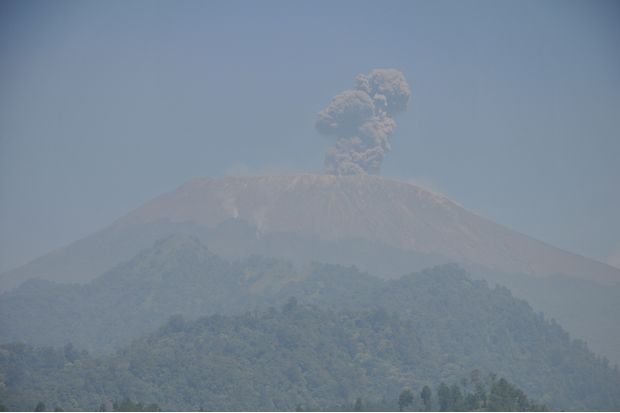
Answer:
[354,397,363,411]
[398,389,414,411]
[450,383,464,411]
[437,382,451,412]
[421,385,432,411]
[54,407,64,412]
[488,377,512,411]
[474,382,487,410]
[35,402,46,412]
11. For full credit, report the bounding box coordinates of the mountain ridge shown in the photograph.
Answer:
[112,174,620,285]
[2,175,620,364]
[4,174,618,290]
[1,236,619,411]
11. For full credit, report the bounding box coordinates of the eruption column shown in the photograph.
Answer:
[316,69,411,175]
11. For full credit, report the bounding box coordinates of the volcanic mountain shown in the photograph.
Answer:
[117,174,620,283]
[3,174,620,289]
[2,174,620,362]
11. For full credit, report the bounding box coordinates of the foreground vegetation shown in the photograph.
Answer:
[12,371,544,412]
[0,305,548,412]
[1,298,617,411]
[1,236,619,410]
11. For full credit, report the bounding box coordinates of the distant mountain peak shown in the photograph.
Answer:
[113,174,619,285]
[107,233,215,280]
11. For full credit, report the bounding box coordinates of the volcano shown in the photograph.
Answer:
[2,174,620,364]
[3,174,619,289]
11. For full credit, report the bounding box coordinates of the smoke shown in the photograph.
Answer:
[316,69,411,175]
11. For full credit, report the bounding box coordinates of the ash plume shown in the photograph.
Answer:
[316,69,411,175]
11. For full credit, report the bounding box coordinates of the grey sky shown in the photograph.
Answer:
[1,0,619,272]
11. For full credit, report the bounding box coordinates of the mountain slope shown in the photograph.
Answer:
[2,175,620,365]
[2,175,619,291]
[113,175,620,285]
[1,298,619,411]
[0,235,295,352]
[1,237,619,410]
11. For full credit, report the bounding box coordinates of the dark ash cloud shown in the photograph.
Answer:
[316,69,411,175]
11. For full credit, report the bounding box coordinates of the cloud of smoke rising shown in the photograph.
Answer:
[316,69,411,175]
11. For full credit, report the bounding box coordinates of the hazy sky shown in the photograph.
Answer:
[1,0,619,272]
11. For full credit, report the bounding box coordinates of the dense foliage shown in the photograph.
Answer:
[275,264,620,410]
[1,236,619,410]
[333,371,547,411]
[1,306,547,411]
[0,236,295,352]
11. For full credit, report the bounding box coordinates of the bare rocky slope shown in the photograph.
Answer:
[3,174,619,289]
[108,174,620,284]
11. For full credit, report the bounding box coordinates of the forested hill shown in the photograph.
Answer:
[1,236,619,410]
[0,235,297,353]
[0,304,569,411]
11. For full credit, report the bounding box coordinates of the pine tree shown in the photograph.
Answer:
[354,397,363,412]
[421,385,432,411]
[437,382,451,412]
[398,390,414,412]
